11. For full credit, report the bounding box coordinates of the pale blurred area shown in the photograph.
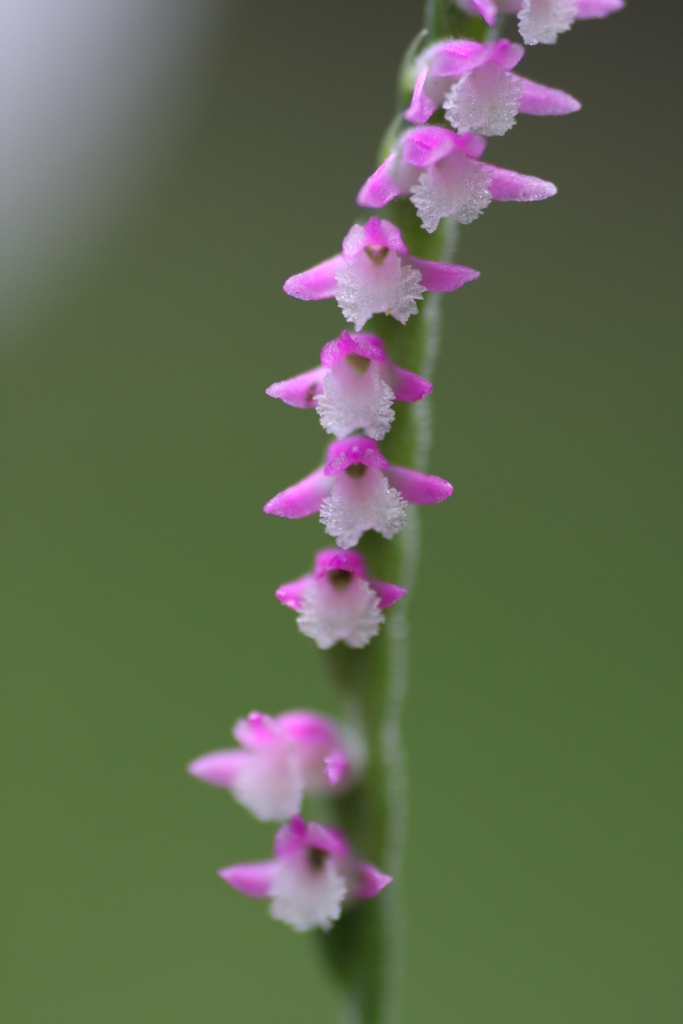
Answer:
[0,0,225,324]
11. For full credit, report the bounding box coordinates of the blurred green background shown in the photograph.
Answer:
[1,1,681,1021]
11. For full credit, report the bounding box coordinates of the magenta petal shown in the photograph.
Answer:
[342,218,408,258]
[471,0,499,25]
[284,254,345,300]
[219,861,278,899]
[384,364,432,403]
[430,39,487,77]
[408,257,480,293]
[274,816,308,858]
[324,437,388,475]
[321,331,387,367]
[324,748,350,786]
[275,574,314,611]
[404,65,438,125]
[576,0,624,17]
[266,367,326,408]
[517,77,581,116]
[357,156,402,208]
[233,711,277,748]
[371,580,408,611]
[355,862,393,900]
[279,710,338,747]
[306,821,350,859]
[187,750,247,788]
[264,469,331,519]
[401,126,459,168]
[313,548,368,579]
[384,465,453,504]
[485,165,557,202]
[489,38,525,71]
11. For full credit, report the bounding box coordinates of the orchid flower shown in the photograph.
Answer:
[267,330,432,441]
[404,38,580,134]
[219,815,392,932]
[283,216,479,331]
[358,126,556,233]
[455,0,625,46]
[188,710,361,821]
[276,548,407,650]
[264,435,452,550]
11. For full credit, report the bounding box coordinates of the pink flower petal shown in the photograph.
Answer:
[471,0,499,25]
[342,218,408,259]
[219,861,278,899]
[356,155,403,208]
[320,331,387,367]
[313,547,368,579]
[384,465,453,504]
[266,367,326,408]
[232,711,278,748]
[400,125,460,168]
[187,750,248,788]
[278,710,339,748]
[306,821,351,859]
[284,254,345,300]
[484,164,557,202]
[429,38,490,78]
[407,257,480,293]
[371,580,408,610]
[275,575,313,611]
[576,0,624,17]
[517,76,581,116]
[264,469,332,519]
[355,862,393,900]
[324,748,350,786]
[404,65,438,125]
[324,437,388,476]
[273,816,308,859]
[383,364,432,403]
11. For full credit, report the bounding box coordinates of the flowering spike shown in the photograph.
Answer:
[358,127,556,234]
[219,817,392,933]
[276,548,407,650]
[267,331,432,441]
[283,217,479,330]
[188,710,359,821]
[264,438,452,549]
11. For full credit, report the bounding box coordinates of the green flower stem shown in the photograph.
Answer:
[318,6,489,1023]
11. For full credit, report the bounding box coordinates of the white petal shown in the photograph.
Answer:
[269,854,347,932]
[316,358,395,441]
[518,0,578,44]
[319,466,407,549]
[335,250,425,330]
[443,64,524,137]
[410,150,492,232]
[296,576,384,650]
[231,747,303,822]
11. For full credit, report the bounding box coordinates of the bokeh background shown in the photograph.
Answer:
[1,1,681,1021]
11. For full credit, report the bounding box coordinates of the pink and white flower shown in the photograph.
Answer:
[276,548,407,649]
[266,330,432,441]
[404,37,580,134]
[283,217,479,331]
[455,0,624,46]
[219,815,392,932]
[358,126,556,234]
[188,710,360,821]
[264,436,453,550]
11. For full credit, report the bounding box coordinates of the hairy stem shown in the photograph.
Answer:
[318,6,488,1022]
